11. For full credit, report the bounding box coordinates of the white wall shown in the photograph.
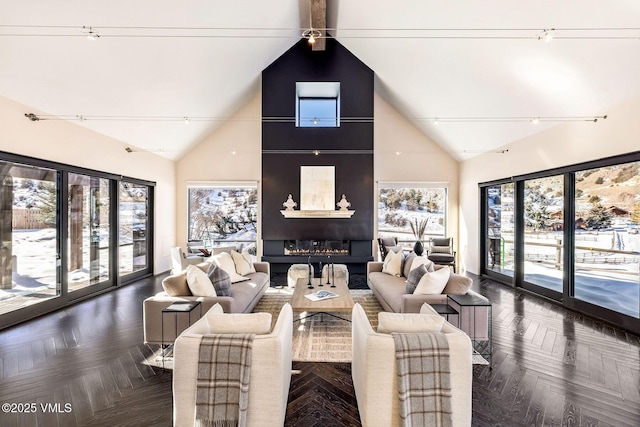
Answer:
[460,96,640,274]
[174,94,262,250]
[0,95,176,274]
[374,94,460,257]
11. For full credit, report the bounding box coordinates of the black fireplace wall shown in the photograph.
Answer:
[261,37,375,253]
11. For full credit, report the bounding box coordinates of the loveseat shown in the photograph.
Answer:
[367,260,489,340]
[143,261,270,345]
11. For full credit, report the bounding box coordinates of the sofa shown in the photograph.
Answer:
[352,302,472,426]
[173,303,293,427]
[367,260,489,340]
[143,261,270,345]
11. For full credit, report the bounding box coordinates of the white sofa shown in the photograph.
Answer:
[173,303,293,427]
[351,303,473,427]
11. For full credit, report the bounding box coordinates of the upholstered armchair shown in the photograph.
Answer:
[351,303,472,427]
[173,303,293,427]
[170,246,204,274]
[427,237,456,272]
[377,236,399,261]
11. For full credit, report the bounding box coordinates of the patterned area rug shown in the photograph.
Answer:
[253,287,383,362]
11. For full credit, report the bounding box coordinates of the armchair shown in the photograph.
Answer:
[427,237,456,272]
[351,303,472,427]
[170,246,204,274]
[173,303,293,427]
[377,236,399,261]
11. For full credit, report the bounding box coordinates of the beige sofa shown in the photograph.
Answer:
[173,303,293,427]
[143,262,270,344]
[367,261,489,340]
[352,303,472,426]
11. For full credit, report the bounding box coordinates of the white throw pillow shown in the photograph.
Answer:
[377,312,445,334]
[382,248,404,277]
[410,256,435,272]
[209,252,249,283]
[185,264,217,297]
[231,250,256,276]
[206,312,272,334]
[413,267,450,295]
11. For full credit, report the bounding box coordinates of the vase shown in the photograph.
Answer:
[413,240,424,256]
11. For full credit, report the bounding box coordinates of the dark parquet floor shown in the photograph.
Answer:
[0,273,638,426]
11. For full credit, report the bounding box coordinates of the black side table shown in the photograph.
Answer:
[430,303,460,328]
[447,294,492,368]
[161,301,202,368]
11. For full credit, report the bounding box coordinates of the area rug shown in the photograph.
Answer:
[253,287,382,362]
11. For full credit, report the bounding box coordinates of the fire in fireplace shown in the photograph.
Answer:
[284,240,350,256]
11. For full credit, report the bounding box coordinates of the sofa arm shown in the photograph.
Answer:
[400,293,448,313]
[253,261,270,276]
[367,261,383,276]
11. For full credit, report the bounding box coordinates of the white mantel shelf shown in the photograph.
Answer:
[280,210,355,218]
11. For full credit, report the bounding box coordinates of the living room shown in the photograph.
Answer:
[1,1,640,426]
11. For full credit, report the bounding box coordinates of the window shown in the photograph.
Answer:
[377,183,448,249]
[296,82,340,127]
[480,152,640,332]
[188,182,258,253]
[0,152,154,328]
[119,181,150,276]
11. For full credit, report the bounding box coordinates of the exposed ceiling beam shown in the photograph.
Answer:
[311,0,326,51]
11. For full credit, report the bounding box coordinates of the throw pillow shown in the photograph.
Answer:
[403,253,416,278]
[405,264,428,294]
[377,312,445,334]
[414,267,451,295]
[162,271,192,296]
[185,264,217,297]
[209,252,249,283]
[206,263,231,297]
[442,273,472,295]
[231,250,256,276]
[411,256,435,272]
[382,248,404,277]
[206,312,272,334]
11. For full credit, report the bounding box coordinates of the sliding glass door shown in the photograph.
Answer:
[0,161,59,316]
[480,151,640,332]
[522,175,564,296]
[119,181,150,279]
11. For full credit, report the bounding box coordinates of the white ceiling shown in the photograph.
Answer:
[1,0,639,160]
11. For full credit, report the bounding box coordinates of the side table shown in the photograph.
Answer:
[447,294,492,368]
[161,301,202,368]
[430,303,460,329]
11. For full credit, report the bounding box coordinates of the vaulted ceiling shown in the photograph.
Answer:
[2,1,639,160]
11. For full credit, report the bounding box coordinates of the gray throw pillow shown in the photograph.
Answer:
[403,253,416,278]
[207,263,231,297]
[405,263,428,294]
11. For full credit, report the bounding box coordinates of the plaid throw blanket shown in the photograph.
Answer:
[196,334,255,427]
[392,332,453,427]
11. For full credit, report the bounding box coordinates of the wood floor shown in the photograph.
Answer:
[0,273,638,426]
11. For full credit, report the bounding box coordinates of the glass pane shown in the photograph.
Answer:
[0,162,59,316]
[378,187,447,252]
[523,176,564,292]
[486,184,514,276]
[298,98,338,127]
[574,164,640,318]
[119,182,149,275]
[188,187,257,253]
[68,173,110,291]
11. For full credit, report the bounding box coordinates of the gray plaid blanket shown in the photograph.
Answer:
[392,332,453,427]
[196,334,255,427]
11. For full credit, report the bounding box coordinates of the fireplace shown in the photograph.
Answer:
[263,239,373,274]
[284,240,350,256]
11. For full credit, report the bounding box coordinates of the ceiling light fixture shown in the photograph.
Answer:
[312,117,318,125]
[531,117,540,124]
[24,113,40,121]
[538,28,555,42]
[183,116,190,124]
[313,150,320,155]
[433,118,440,125]
[302,0,322,45]
[83,26,100,40]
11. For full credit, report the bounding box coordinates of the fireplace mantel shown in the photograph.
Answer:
[280,210,355,218]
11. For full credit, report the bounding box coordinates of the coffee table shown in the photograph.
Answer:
[291,277,354,322]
